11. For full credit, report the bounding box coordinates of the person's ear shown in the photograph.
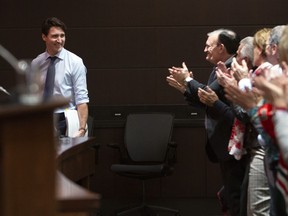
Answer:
[42,34,47,42]
[218,43,225,53]
[271,44,278,55]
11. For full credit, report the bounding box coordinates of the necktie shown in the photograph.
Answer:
[44,56,57,99]
[205,67,216,128]
[207,67,216,85]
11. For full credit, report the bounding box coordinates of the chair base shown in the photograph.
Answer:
[115,202,180,216]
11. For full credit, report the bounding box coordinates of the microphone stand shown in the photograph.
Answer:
[0,44,28,100]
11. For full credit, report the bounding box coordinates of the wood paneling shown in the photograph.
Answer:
[0,0,286,28]
[0,0,287,201]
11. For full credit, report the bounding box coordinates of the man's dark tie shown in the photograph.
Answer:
[207,67,216,85]
[205,67,217,129]
[44,56,57,99]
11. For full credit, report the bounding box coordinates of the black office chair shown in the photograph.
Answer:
[108,113,180,216]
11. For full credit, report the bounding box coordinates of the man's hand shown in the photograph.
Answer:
[231,57,250,81]
[224,83,261,110]
[253,75,288,108]
[168,62,193,84]
[217,61,229,74]
[166,75,187,94]
[73,129,86,137]
[198,86,218,107]
[216,67,237,87]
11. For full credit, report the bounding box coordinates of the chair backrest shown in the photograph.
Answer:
[124,113,174,162]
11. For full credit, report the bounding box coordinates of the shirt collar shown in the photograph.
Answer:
[224,55,235,65]
[45,48,65,61]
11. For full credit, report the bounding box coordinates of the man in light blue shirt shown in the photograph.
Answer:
[33,17,89,137]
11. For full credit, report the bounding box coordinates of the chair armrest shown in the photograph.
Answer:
[107,142,130,163]
[107,142,121,150]
[90,142,101,150]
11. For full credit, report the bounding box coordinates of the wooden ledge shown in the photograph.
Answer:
[56,172,101,212]
[56,137,101,213]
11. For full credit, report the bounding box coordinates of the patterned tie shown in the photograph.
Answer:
[43,56,57,99]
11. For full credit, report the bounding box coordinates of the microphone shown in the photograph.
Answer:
[0,44,24,74]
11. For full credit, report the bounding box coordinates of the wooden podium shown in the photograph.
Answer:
[0,99,66,216]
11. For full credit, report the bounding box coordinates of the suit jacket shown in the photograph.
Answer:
[184,57,235,161]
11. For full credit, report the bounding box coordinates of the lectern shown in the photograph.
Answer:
[0,99,67,216]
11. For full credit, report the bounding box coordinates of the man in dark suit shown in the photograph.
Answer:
[167,29,247,216]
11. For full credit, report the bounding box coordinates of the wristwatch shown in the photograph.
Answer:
[79,127,87,133]
[184,76,193,85]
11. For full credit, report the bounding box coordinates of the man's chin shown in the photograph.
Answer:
[206,57,213,63]
[206,59,217,66]
[55,47,63,53]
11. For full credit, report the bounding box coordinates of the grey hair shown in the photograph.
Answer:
[207,29,224,37]
[269,25,286,45]
[239,36,254,64]
[207,29,236,38]
[207,29,240,54]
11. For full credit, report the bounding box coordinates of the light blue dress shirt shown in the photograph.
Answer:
[32,48,89,112]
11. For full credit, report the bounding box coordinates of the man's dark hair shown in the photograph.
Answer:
[218,30,241,54]
[41,17,67,36]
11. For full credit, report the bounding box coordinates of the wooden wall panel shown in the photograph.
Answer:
[1,0,287,28]
[0,0,287,201]
[86,67,211,105]
[67,26,263,69]
[0,25,280,105]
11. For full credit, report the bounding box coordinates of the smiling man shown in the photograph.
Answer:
[32,17,89,137]
[167,29,246,216]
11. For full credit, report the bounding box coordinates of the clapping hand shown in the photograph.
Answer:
[231,57,251,81]
[216,61,236,87]
[198,86,218,107]
[253,75,288,108]
[166,75,187,94]
[224,83,261,110]
[168,62,193,84]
